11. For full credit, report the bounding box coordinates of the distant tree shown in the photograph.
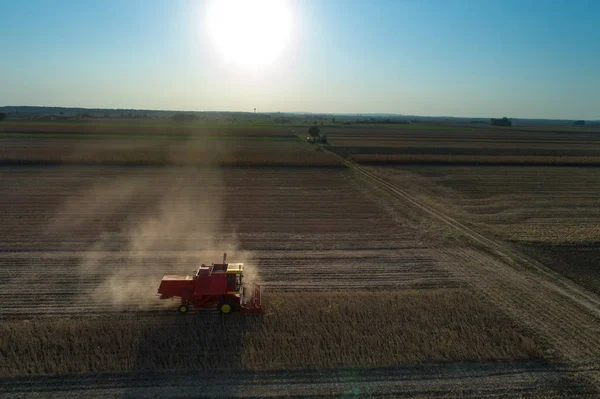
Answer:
[0,112,7,121]
[490,117,512,127]
[574,120,586,125]
[172,113,197,122]
[308,125,320,139]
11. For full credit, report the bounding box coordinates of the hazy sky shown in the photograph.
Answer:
[1,0,599,119]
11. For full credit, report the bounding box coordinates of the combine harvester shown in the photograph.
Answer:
[157,253,262,314]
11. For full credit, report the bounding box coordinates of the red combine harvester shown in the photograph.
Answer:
[157,253,262,314]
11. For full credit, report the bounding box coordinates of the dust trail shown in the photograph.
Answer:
[45,142,260,310]
[88,173,221,308]
[83,168,232,309]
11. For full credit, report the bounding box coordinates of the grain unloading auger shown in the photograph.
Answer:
[157,253,262,314]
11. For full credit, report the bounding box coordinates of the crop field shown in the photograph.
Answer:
[0,132,342,167]
[327,124,600,166]
[368,165,600,295]
[0,165,458,319]
[1,121,600,397]
[324,123,600,294]
[1,290,542,376]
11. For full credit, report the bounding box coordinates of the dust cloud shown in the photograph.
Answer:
[47,141,261,310]
[241,259,261,303]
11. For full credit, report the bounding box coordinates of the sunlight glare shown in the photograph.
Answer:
[207,0,293,69]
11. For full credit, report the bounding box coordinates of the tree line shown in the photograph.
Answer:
[490,117,512,126]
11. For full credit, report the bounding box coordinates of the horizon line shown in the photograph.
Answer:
[1,105,597,122]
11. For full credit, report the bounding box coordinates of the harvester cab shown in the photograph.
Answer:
[157,253,262,314]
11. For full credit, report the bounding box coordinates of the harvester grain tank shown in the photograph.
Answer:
[157,253,262,314]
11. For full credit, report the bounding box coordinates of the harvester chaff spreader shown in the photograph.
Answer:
[157,253,262,314]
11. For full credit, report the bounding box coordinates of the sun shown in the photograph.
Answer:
[206,0,292,69]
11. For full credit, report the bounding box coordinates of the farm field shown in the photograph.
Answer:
[1,121,600,397]
[0,165,455,318]
[324,122,600,293]
[0,134,341,167]
[3,1,599,397]
[326,124,600,166]
[366,165,600,295]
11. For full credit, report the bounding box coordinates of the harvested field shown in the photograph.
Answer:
[382,165,600,244]
[342,161,600,394]
[2,124,600,397]
[360,164,600,298]
[0,165,456,318]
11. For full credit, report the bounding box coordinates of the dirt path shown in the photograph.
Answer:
[347,161,600,387]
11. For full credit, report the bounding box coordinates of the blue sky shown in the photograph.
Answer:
[0,0,598,119]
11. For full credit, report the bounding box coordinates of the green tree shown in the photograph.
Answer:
[308,125,320,139]
[0,112,7,121]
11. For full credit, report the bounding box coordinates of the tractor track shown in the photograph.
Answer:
[347,160,600,313]
[440,248,600,370]
[340,158,600,385]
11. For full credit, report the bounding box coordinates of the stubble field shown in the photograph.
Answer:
[1,121,600,398]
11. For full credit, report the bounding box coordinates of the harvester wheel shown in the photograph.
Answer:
[218,301,235,314]
[178,304,189,313]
